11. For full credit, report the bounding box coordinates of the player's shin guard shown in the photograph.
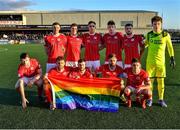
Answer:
[124,89,131,107]
[141,90,152,109]
[157,78,164,100]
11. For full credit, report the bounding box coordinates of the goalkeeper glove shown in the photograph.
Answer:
[170,56,175,69]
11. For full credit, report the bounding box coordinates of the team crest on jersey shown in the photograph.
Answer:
[94,37,97,40]
[106,72,110,74]
[112,72,116,75]
[150,39,153,43]
[30,67,34,70]
[57,38,61,41]
[136,76,140,80]
[131,38,134,42]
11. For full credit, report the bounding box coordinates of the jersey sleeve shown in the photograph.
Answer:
[34,59,42,75]
[102,34,106,47]
[143,71,150,85]
[17,65,24,78]
[144,34,149,48]
[85,70,93,79]
[138,35,145,47]
[166,33,174,57]
[122,68,128,78]
[122,35,125,49]
[81,33,85,46]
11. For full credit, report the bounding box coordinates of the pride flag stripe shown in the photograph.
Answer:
[48,76,121,112]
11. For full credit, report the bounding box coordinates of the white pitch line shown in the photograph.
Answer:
[0,48,8,52]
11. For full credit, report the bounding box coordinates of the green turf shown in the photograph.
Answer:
[0,44,180,129]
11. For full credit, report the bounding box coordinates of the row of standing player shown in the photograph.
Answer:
[44,20,144,72]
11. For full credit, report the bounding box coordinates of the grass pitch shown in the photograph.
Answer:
[0,44,180,129]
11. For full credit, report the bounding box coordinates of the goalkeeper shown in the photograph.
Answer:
[145,16,175,107]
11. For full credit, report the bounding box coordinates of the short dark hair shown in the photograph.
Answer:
[108,53,116,59]
[131,58,140,64]
[151,16,163,24]
[125,23,133,27]
[56,56,64,62]
[88,21,96,25]
[107,20,115,25]
[71,23,78,28]
[78,58,86,63]
[52,22,61,26]
[20,52,29,60]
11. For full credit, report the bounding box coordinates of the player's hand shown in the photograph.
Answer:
[135,88,141,94]
[75,76,80,79]
[44,73,48,79]
[22,98,29,109]
[170,56,176,69]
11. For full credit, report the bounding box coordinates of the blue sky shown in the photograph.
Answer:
[0,0,180,29]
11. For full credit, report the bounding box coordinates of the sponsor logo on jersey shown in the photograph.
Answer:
[114,36,118,39]
[30,67,34,70]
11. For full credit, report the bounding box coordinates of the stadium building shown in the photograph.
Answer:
[0,10,157,43]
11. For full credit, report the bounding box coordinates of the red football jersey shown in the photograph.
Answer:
[124,68,150,88]
[97,64,123,78]
[48,66,70,77]
[44,33,67,63]
[69,68,93,79]
[82,33,102,61]
[123,35,144,64]
[18,58,41,78]
[103,32,123,61]
[66,35,83,61]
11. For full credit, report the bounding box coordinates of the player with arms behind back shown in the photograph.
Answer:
[103,20,124,68]
[66,23,83,68]
[145,16,175,107]
[82,21,103,72]
[123,23,145,69]
[44,22,67,72]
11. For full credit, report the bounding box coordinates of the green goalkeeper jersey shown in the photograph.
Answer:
[145,30,174,66]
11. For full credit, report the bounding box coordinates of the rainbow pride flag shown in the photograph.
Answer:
[47,75,121,112]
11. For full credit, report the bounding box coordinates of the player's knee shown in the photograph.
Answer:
[147,89,152,97]
[124,87,131,96]
[44,83,50,91]
[43,78,49,84]
[143,89,152,99]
